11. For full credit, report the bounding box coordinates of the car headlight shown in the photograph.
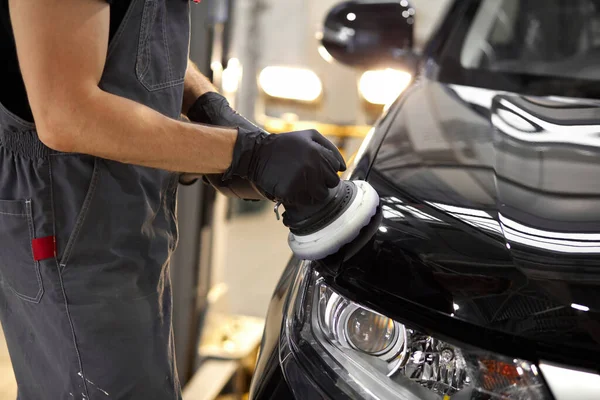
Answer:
[358,69,412,106]
[281,262,552,399]
[258,66,323,102]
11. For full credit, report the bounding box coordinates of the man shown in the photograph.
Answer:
[0,0,345,399]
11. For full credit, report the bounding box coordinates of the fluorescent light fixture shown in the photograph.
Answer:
[359,69,412,105]
[571,303,590,312]
[259,66,323,102]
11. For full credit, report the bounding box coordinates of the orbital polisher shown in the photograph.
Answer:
[201,173,380,260]
[183,93,380,260]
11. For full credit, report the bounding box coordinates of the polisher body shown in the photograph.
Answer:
[200,174,380,260]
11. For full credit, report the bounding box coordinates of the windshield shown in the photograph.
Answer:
[438,0,600,98]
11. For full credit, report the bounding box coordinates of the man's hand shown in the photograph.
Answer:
[9,0,236,174]
[186,91,346,205]
[225,129,346,205]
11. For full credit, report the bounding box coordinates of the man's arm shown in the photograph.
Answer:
[9,0,235,174]
[182,61,217,115]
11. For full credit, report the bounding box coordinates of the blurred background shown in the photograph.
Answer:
[0,0,451,398]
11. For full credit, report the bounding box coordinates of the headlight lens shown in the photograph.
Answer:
[282,263,552,399]
[258,66,323,102]
[358,69,412,106]
[318,287,406,376]
[345,308,397,355]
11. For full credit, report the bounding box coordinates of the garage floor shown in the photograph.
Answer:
[0,202,289,398]
[222,201,291,318]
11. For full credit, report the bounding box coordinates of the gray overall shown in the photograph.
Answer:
[0,0,189,398]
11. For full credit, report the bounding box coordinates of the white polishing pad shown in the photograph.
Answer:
[288,180,379,260]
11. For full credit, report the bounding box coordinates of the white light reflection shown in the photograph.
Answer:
[531,365,539,376]
[317,45,334,63]
[379,226,388,233]
[539,363,600,400]
[346,12,356,21]
[426,202,502,234]
[381,200,442,222]
[571,303,590,312]
[426,202,491,218]
[449,84,499,108]
[492,98,600,148]
[344,127,375,178]
[387,200,600,255]
[425,202,600,255]
[382,205,404,220]
[499,214,600,254]
[453,303,460,311]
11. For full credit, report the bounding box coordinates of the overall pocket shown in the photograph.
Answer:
[0,199,43,303]
[136,0,188,91]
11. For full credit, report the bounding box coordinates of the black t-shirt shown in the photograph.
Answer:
[0,1,132,122]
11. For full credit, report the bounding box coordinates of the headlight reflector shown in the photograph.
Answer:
[258,66,323,102]
[358,69,412,105]
[282,263,552,399]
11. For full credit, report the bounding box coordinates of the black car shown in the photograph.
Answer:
[249,0,600,399]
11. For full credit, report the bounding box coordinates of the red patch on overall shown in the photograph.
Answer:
[32,236,56,261]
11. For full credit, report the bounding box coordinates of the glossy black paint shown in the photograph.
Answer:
[251,0,600,397]
[324,80,600,372]
[249,257,298,399]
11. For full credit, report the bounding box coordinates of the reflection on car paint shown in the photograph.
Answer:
[337,81,600,367]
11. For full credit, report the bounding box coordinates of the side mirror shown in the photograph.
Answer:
[321,0,417,70]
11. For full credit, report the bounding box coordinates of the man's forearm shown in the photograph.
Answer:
[182,60,217,115]
[43,87,237,174]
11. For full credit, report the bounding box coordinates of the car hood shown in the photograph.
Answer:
[322,80,600,369]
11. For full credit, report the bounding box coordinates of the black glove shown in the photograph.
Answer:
[181,92,264,187]
[224,128,346,205]
[188,91,263,133]
[187,92,346,205]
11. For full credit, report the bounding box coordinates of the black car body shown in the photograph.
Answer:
[250,1,600,399]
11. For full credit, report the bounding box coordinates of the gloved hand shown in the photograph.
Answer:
[223,128,346,205]
[187,91,264,133]
[186,91,347,205]
[180,91,266,187]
